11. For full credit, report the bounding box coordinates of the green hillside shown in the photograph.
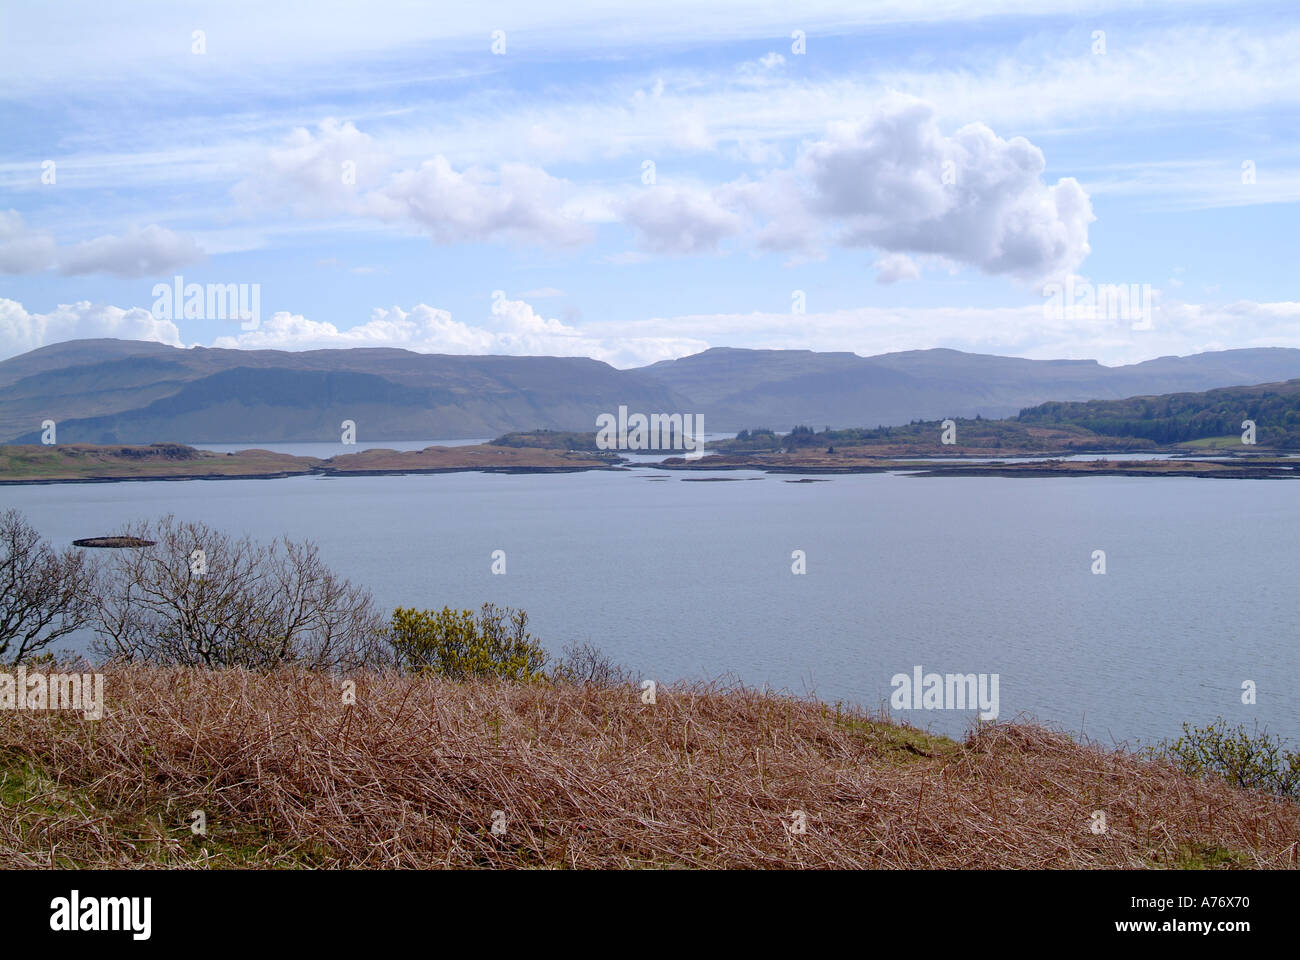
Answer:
[1018,379,1300,448]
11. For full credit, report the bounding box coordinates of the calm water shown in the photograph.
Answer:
[193,434,736,463]
[5,467,1296,747]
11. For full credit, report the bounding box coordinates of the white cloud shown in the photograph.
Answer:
[8,293,1300,371]
[617,185,744,254]
[233,123,591,247]
[6,18,1296,217]
[232,118,392,216]
[242,100,1074,272]
[193,292,1300,369]
[0,211,57,274]
[794,98,1093,277]
[372,157,591,247]
[875,253,921,284]
[215,304,495,354]
[0,299,183,360]
[209,297,706,367]
[631,298,1300,367]
[0,212,205,277]
[57,225,207,277]
[0,1,1234,100]
[719,171,820,256]
[710,97,1095,278]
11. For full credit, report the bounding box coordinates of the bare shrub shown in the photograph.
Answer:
[90,515,383,670]
[0,510,97,664]
[549,642,637,687]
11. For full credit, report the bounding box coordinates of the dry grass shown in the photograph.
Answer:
[1,667,1296,869]
[0,444,319,482]
[322,443,615,473]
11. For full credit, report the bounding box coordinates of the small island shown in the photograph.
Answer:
[4,388,1299,488]
[0,440,624,485]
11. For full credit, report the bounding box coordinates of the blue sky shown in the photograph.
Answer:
[1,0,1297,366]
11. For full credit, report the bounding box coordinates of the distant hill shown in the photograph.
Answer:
[0,340,687,444]
[6,339,1300,443]
[634,346,1300,430]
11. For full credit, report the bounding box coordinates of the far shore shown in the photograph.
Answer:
[1,441,1297,485]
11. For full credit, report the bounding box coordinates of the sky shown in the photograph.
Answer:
[1,0,1297,368]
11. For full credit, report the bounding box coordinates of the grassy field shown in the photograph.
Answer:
[1,667,1295,869]
[1179,435,1253,450]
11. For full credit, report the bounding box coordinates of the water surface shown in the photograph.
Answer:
[8,468,1295,746]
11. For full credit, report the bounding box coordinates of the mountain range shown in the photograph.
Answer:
[5,339,1300,443]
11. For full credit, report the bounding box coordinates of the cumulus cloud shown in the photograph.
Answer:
[617,186,744,254]
[57,225,207,277]
[718,171,821,256]
[232,118,392,216]
[370,157,591,247]
[0,299,183,359]
[8,292,1300,371]
[731,96,1095,278]
[0,212,205,277]
[210,297,705,367]
[223,101,1090,275]
[0,211,57,273]
[214,305,495,354]
[629,297,1300,366]
[875,252,921,284]
[235,121,590,247]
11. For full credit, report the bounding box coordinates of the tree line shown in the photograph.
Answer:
[1018,382,1300,447]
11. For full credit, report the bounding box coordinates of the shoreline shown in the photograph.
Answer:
[3,458,1298,485]
[2,441,1295,486]
[0,464,629,486]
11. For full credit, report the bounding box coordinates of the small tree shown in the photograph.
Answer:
[1161,718,1300,798]
[92,515,384,670]
[0,510,97,664]
[386,603,548,680]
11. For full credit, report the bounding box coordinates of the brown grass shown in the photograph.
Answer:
[1,667,1296,869]
[321,443,615,473]
[0,444,319,481]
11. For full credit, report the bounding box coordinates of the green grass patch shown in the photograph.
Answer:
[836,714,961,763]
[0,750,336,868]
[1167,843,1253,870]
